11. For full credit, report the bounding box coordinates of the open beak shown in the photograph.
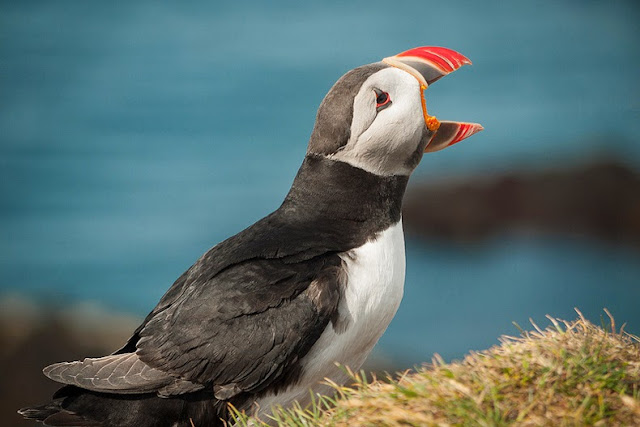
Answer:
[383,46,483,153]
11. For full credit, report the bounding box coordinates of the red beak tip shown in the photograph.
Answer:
[395,46,472,74]
[448,122,484,146]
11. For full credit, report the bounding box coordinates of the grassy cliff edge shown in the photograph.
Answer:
[232,309,640,426]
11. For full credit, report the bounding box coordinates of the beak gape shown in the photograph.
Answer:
[382,46,483,153]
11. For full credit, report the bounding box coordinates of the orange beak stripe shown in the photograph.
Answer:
[420,84,440,132]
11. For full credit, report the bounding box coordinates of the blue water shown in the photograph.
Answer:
[1,1,640,365]
[382,236,640,365]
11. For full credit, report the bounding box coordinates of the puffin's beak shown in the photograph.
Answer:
[422,121,484,152]
[383,46,472,87]
[382,46,483,153]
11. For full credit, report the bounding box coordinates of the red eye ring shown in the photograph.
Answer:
[376,91,390,108]
[374,89,392,111]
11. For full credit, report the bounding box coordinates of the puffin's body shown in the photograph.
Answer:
[20,47,482,426]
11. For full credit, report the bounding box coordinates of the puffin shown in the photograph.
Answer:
[20,46,482,426]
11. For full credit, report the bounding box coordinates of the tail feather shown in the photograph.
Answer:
[18,386,227,427]
[18,403,60,421]
[19,399,100,426]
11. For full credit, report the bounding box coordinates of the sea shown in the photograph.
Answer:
[1,0,639,366]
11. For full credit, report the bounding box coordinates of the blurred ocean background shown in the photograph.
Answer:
[2,0,639,386]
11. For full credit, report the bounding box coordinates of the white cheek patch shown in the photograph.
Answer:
[331,68,425,175]
[358,76,424,150]
[348,88,377,144]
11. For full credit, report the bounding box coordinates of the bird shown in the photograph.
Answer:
[19,46,482,426]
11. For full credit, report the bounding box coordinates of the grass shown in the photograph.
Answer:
[229,309,640,426]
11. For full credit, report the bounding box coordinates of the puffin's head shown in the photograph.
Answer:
[307,46,483,176]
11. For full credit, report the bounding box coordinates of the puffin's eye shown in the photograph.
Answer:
[373,89,392,112]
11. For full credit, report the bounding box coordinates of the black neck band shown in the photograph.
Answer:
[281,155,408,230]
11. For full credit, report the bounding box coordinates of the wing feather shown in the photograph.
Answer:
[43,353,204,396]
[136,255,344,398]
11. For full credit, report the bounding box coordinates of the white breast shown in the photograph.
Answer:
[253,220,406,416]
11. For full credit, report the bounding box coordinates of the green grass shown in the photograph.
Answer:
[228,309,640,426]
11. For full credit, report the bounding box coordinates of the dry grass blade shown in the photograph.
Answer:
[230,311,640,426]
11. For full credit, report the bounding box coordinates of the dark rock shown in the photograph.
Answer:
[403,161,640,246]
[0,301,138,427]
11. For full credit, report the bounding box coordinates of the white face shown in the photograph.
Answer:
[328,67,428,176]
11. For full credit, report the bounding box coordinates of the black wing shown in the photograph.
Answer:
[43,235,344,399]
[135,251,344,399]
